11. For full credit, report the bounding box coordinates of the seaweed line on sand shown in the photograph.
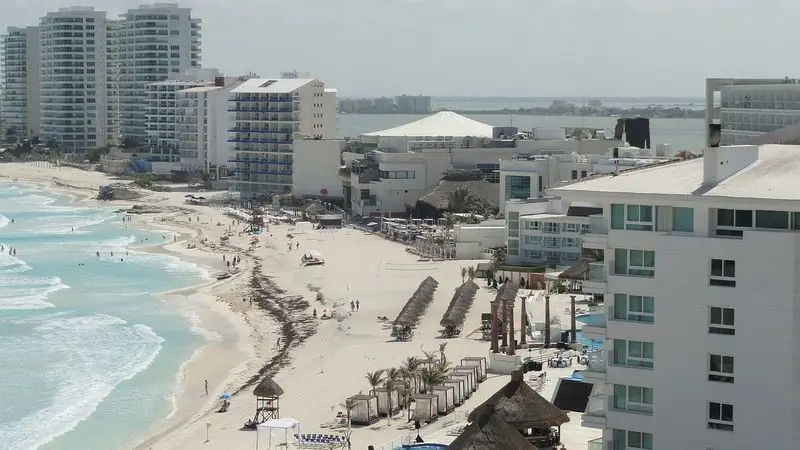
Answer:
[234,257,318,394]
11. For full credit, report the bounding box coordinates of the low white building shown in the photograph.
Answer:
[454,219,506,259]
[505,199,600,267]
[499,146,671,213]
[343,112,622,217]
[548,144,800,450]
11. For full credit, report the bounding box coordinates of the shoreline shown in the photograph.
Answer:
[0,164,280,450]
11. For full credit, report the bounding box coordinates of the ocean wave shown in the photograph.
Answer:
[0,314,165,450]
[0,275,68,310]
[182,310,223,343]
[98,234,137,248]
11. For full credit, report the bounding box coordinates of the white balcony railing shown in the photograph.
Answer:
[587,262,606,282]
[587,437,605,450]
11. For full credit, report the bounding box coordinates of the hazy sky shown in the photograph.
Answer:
[3,0,800,97]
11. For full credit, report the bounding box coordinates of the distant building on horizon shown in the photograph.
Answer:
[1,26,40,139]
[395,94,431,114]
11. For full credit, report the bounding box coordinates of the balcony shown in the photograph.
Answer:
[582,214,608,249]
[581,262,607,294]
[580,351,606,382]
[581,394,607,428]
[587,438,606,450]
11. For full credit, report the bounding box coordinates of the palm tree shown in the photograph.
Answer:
[421,349,438,368]
[400,356,422,393]
[490,248,507,272]
[339,397,357,432]
[447,186,472,213]
[365,369,385,395]
[419,366,448,393]
[396,382,414,421]
[384,367,401,424]
[460,267,467,282]
[467,265,475,280]
[438,342,448,365]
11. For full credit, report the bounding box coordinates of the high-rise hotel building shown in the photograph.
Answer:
[0,3,201,151]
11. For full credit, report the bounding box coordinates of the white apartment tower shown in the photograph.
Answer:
[38,7,109,152]
[228,77,336,198]
[144,67,218,162]
[177,76,250,176]
[549,144,800,450]
[116,3,201,147]
[1,26,40,138]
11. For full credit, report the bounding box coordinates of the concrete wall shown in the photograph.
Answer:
[292,139,343,198]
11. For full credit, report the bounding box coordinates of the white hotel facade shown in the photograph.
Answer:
[227,77,337,198]
[548,144,800,450]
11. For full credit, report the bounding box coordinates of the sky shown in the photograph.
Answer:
[3,0,800,98]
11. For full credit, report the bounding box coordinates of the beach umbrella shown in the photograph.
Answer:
[220,393,232,399]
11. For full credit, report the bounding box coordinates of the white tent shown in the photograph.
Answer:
[256,417,299,449]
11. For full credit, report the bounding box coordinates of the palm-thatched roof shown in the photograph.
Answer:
[253,376,284,398]
[449,403,538,450]
[392,276,439,329]
[493,281,520,304]
[416,170,499,211]
[469,370,569,430]
[441,280,479,327]
[558,258,592,280]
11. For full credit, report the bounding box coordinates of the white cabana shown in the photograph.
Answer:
[256,417,299,450]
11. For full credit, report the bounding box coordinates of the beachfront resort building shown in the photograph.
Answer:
[342,112,623,217]
[227,77,338,198]
[115,3,201,147]
[548,144,800,450]
[1,26,40,138]
[38,7,111,152]
[144,68,218,162]
[706,77,800,147]
[175,75,251,176]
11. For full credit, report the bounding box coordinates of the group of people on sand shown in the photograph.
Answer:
[223,254,241,271]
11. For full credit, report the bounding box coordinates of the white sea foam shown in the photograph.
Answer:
[183,310,223,343]
[0,314,165,450]
[0,274,68,310]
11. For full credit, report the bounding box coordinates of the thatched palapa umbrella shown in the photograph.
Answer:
[449,403,538,450]
[469,370,569,431]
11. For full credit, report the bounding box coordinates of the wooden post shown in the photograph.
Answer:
[508,299,516,355]
[490,301,499,353]
[519,295,527,346]
[501,298,508,349]
[570,295,577,343]
[544,295,551,348]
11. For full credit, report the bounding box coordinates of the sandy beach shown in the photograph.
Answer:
[0,162,599,450]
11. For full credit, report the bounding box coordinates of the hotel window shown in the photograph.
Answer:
[581,170,588,178]
[563,223,578,233]
[710,259,736,287]
[708,402,734,431]
[523,235,542,246]
[571,170,578,179]
[672,207,694,232]
[613,294,654,323]
[542,222,559,233]
[709,354,735,383]
[613,339,654,368]
[756,210,789,229]
[716,208,752,236]
[505,175,531,200]
[524,220,540,231]
[611,204,654,231]
[614,248,655,277]
[612,430,653,450]
[709,306,735,335]
[613,384,654,414]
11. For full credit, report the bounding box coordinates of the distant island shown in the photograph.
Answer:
[339,98,705,119]
[445,105,704,119]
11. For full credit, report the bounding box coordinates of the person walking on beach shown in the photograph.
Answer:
[355,300,360,311]
[350,300,355,312]
[204,379,208,396]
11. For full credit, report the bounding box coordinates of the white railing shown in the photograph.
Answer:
[587,263,606,282]
[588,437,605,450]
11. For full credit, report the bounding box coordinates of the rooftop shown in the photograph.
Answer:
[180,85,224,93]
[362,111,494,138]
[231,78,316,94]
[549,144,800,202]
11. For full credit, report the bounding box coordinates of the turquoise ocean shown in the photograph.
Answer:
[0,182,213,450]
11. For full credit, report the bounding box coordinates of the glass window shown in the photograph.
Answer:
[611,204,624,229]
[708,402,734,431]
[709,306,735,335]
[756,210,789,229]
[613,339,654,368]
[505,175,531,200]
[672,207,694,232]
[709,354,735,383]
